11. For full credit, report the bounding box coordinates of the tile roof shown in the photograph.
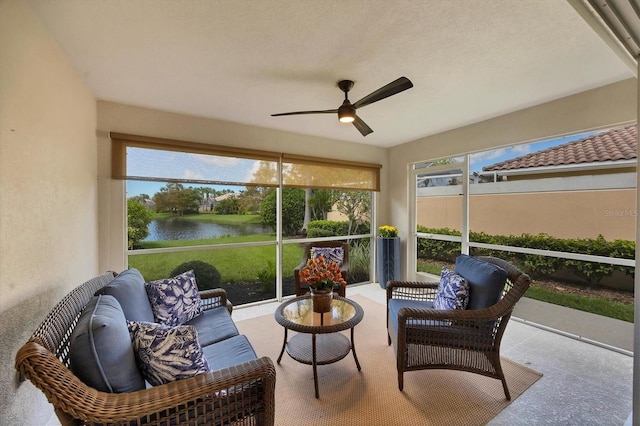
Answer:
[482,124,637,172]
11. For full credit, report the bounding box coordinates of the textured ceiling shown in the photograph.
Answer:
[27,0,634,148]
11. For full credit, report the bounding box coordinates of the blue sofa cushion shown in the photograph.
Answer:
[454,255,507,310]
[95,268,154,323]
[433,267,469,310]
[145,270,203,326]
[128,321,210,386]
[202,335,257,371]
[184,305,239,347]
[69,295,145,393]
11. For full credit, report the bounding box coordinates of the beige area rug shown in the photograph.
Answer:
[236,295,542,426]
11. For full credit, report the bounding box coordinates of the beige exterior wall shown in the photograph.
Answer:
[417,189,636,241]
[0,0,98,423]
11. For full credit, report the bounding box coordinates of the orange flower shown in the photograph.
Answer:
[300,255,346,291]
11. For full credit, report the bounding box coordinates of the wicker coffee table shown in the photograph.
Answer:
[274,295,364,398]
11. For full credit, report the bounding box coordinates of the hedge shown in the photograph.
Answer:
[416,226,634,287]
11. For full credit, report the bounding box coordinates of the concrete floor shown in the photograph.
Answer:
[232,282,634,426]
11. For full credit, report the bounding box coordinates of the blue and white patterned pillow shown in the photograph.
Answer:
[127,321,210,386]
[145,270,203,326]
[434,267,469,310]
[311,247,344,265]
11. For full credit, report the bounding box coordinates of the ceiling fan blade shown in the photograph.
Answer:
[271,109,337,117]
[352,77,413,109]
[353,115,373,136]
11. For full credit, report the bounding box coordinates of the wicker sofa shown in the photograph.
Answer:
[15,270,276,425]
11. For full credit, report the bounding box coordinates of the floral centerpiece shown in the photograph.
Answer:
[299,255,346,292]
[378,225,398,238]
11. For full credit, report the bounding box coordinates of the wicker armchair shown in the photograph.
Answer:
[15,272,276,426]
[294,241,349,297]
[386,256,530,400]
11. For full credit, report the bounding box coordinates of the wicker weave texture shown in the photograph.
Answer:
[386,256,531,400]
[15,272,275,425]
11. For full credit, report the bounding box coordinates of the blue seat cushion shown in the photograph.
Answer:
[95,268,155,323]
[203,335,257,371]
[388,298,435,333]
[69,294,145,392]
[454,255,507,310]
[184,305,239,347]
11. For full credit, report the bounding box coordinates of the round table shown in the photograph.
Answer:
[274,295,364,398]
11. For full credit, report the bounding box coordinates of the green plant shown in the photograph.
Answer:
[257,261,275,293]
[127,198,152,249]
[347,241,370,283]
[525,285,633,322]
[170,260,222,291]
[260,188,305,235]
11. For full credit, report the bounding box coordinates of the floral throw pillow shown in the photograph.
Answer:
[145,270,202,326]
[311,247,344,266]
[433,267,469,310]
[127,321,210,386]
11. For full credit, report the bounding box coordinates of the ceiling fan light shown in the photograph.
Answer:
[338,103,355,123]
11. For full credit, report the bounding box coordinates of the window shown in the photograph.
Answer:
[114,133,380,305]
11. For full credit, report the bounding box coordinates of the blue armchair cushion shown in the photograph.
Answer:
[95,268,155,323]
[69,294,145,393]
[454,255,507,310]
[311,247,344,266]
[433,267,469,310]
[388,298,435,333]
[128,321,210,386]
[145,270,203,326]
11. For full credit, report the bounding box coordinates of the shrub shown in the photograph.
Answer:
[416,226,635,287]
[347,241,370,283]
[170,260,222,291]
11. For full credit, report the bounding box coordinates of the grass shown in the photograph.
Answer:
[525,284,633,323]
[131,234,303,282]
[416,258,633,323]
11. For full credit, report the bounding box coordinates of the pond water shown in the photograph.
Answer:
[144,217,271,241]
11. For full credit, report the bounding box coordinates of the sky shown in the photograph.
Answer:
[126,130,597,198]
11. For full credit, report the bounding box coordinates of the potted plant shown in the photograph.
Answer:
[299,255,346,313]
[377,225,401,288]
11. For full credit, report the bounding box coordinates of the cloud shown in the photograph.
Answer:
[193,153,240,167]
[182,169,206,180]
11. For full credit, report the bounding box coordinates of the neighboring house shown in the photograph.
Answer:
[417,125,638,241]
[481,124,637,181]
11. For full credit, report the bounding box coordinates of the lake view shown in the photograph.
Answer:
[144,217,271,241]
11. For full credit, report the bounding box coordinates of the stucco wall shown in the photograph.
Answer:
[96,102,389,272]
[0,0,98,423]
[417,189,636,241]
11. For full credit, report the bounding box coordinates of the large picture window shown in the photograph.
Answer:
[412,125,636,323]
[114,133,379,306]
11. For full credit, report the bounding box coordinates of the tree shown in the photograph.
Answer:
[214,197,240,214]
[334,190,370,235]
[127,197,152,249]
[260,188,305,236]
[152,183,201,215]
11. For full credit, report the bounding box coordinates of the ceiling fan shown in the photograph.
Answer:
[271,77,413,136]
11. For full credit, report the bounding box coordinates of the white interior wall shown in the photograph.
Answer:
[0,0,98,423]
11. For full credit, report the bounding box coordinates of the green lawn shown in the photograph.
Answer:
[151,212,263,224]
[417,259,633,323]
[131,234,303,282]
